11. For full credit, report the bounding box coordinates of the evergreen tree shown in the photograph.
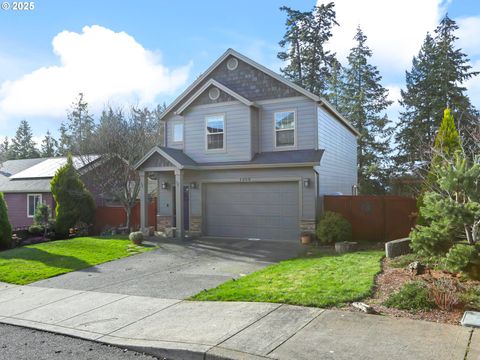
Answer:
[278,3,338,96]
[0,192,12,249]
[0,137,11,162]
[65,93,95,154]
[40,131,58,157]
[340,27,393,194]
[51,155,95,237]
[10,120,39,159]
[325,58,344,108]
[57,123,72,156]
[395,15,479,171]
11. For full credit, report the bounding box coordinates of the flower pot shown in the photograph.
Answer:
[300,234,312,245]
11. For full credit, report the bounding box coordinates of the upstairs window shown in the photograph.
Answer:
[173,123,184,142]
[275,110,296,148]
[27,194,42,218]
[206,114,225,150]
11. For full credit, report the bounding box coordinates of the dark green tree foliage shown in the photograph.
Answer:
[62,93,95,155]
[396,15,479,171]
[0,192,12,249]
[57,123,72,156]
[51,155,95,237]
[340,27,393,194]
[325,58,344,108]
[278,3,338,96]
[0,137,11,162]
[40,131,58,157]
[10,120,39,159]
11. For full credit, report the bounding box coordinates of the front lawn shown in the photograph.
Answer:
[191,250,384,307]
[0,236,154,285]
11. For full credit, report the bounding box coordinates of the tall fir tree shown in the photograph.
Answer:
[10,120,39,159]
[325,58,344,108]
[395,15,479,172]
[278,3,338,96]
[41,131,58,157]
[57,123,72,156]
[0,137,11,162]
[340,27,393,194]
[65,93,95,154]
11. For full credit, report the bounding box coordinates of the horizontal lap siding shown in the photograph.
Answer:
[4,192,54,228]
[260,98,317,152]
[183,103,251,163]
[316,106,357,196]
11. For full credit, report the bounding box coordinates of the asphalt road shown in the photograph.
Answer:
[0,323,160,360]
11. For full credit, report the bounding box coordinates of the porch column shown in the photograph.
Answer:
[139,171,149,233]
[175,169,184,240]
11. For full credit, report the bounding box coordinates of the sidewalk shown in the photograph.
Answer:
[0,282,476,360]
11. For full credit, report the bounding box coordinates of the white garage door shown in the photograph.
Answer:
[205,182,299,241]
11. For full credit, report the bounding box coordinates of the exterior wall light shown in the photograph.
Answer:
[303,178,310,188]
[190,182,197,189]
[161,182,169,190]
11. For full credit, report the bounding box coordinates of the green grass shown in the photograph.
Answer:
[0,236,155,285]
[191,250,384,307]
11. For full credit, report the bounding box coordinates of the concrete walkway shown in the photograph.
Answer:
[0,282,477,360]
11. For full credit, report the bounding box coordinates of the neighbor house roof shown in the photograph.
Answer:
[0,156,99,193]
[159,48,360,136]
[135,147,324,171]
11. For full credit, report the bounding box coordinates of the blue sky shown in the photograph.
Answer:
[0,0,479,144]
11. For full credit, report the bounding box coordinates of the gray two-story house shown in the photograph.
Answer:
[135,49,359,241]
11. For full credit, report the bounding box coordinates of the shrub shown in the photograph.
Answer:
[51,155,95,237]
[28,224,45,236]
[317,211,352,244]
[427,278,460,311]
[461,287,480,311]
[0,192,12,249]
[445,244,479,273]
[383,281,435,311]
[129,231,144,244]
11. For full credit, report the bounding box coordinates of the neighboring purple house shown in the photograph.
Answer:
[0,156,99,229]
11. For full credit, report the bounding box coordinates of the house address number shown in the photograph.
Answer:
[240,177,251,182]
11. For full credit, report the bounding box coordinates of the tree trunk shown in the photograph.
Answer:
[125,206,132,232]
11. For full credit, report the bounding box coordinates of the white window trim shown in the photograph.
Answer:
[172,121,184,143]
[27,194,42,218]
[205,113,226,152]
[274,109,297,150]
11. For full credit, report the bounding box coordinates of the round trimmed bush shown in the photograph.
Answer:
[129,231,144,245]
[316,211,352,244]
[383,281,435,311]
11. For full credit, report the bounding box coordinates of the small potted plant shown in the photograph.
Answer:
[300,231,313,245]
[129,231,144,245]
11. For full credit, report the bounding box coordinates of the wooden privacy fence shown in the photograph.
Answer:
[93,198,157,234]
[323,195,417,242]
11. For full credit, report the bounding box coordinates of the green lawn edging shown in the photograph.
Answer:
[0,236,155,285]
[191,250,384,308]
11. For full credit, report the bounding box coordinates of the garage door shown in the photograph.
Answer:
[205,182,299,240]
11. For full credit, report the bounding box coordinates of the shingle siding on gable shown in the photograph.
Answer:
[191,87,235,106]
[170,56,301,115]
[316,106,357,196]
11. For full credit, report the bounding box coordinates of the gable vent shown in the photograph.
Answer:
[208,87,220,100]
[227,57,238,71]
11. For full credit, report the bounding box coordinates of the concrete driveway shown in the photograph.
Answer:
[31,237,306,299]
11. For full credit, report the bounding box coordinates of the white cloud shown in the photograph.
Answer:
[317,0,445,74]
[0,25,191,120]
[457,16,480,58]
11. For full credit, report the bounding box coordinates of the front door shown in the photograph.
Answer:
[172,186,190,230]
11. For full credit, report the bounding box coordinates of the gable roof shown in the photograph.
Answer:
[175,79,257,115]
[160,48,359,136]
[0,156,100,193]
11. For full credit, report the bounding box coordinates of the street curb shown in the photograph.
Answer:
[0,317,267,360]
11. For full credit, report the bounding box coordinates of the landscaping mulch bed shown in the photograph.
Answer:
[342,258,479,325]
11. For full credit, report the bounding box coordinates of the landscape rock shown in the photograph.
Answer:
[352,302,378,314]
[385,238,411,258]
[407,261,425,275]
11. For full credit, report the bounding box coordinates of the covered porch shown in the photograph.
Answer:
[135,146,199,240]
